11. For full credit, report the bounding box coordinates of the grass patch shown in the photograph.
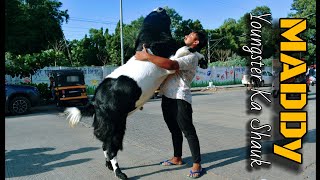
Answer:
[191,80,242,87]
[191,81,209,87]
[86,86,96,95]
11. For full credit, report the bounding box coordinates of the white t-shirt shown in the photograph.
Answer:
[159,50,204,104]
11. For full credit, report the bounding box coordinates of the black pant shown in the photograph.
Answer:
[161,95,201,163]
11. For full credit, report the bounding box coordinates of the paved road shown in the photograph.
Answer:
[5,86,316,180]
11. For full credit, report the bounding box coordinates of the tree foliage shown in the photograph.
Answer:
[5,0,69,54]
[6,2,316,77]
[5,50,67,77]
[289,0,316,64]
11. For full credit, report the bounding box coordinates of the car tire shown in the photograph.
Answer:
[272,90,279,98]
[9,96,31,115]
[82,99,89,106]
[56,101,64,107]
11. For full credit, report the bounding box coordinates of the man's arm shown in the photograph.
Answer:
[145,54,179,70]
[135,45,179,70]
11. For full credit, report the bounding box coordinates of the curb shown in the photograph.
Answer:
[191,84,244,92]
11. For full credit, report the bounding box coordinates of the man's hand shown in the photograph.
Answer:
[134,44,179,70]
[135,44,150,61]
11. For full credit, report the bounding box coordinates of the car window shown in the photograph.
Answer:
[267,72,272,76]
[262,71,267,76]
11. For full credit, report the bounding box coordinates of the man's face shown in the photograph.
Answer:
[184,32,199,47]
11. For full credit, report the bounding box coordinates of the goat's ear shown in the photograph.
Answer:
[144,43,151,48]
[198,58,208,69]
[134,33,142,50]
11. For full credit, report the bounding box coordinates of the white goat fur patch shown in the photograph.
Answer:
[111,157,118,171]
[107,46,195,113]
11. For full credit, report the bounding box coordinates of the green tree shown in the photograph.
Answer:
[236,6,274,58]
[48,40,72,66]
[108,23,122,65]
[123,17,144,63]
[106,18,144,65]
[207,18,244,62]
[88,28,108,66]
[289,0,316,64]
[218,18,242,52]
[164,6,183,35]
[250,6,273,23]
[68,39,83,66]
[174,19,204,47]
[5,49,67,77]
[164,7,205,47]
[5,0,69,54]
[69,27,115,66]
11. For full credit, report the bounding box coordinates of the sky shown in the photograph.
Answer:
[60,0,295,40]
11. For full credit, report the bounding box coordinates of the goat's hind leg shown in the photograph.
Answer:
[104,128,128,179]
[102,142,114,171]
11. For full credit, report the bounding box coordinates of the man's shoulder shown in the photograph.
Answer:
[194,51,205,60]
[173,46,192,59]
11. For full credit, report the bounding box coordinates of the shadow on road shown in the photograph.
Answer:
[126,162,193,180]
[308,97,316,101]
[5,147,99,178]
[125,129,315,179]
[5,104,61,118]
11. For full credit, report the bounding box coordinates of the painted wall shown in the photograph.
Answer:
[5,66,272,93]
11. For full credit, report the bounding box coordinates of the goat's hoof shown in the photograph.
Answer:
[115,169,128,180]
[106,161,113,171]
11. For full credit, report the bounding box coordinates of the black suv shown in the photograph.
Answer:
[5,84,41,115]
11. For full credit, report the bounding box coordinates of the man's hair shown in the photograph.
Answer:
[193,30,207,52]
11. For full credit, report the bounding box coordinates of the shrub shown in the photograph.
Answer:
[86,86,96,95]
[262,56,273,67]
[209,54,274,67]
[209,54,247,67]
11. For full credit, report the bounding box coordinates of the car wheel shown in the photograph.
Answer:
[272,90,279,98]
[56,101,63,107]
[82,99,89,106]
[9,96,31,115]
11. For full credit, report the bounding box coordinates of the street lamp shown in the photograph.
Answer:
[120,0,124,65]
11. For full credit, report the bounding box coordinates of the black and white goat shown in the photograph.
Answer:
[65,7,201,179]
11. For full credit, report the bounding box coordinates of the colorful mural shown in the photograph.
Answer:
[192,66,248,87]
[5,66,272,92]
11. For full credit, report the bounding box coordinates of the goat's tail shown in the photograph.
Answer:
[65,102,95,127]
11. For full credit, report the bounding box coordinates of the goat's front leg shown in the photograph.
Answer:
[107,151,127,180]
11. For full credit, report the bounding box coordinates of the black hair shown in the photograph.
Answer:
[193,30,207,52]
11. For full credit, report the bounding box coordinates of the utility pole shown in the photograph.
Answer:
[207,32,211,62]
[120,0,124,65]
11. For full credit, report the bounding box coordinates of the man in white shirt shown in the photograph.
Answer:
[135,31,207,178]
